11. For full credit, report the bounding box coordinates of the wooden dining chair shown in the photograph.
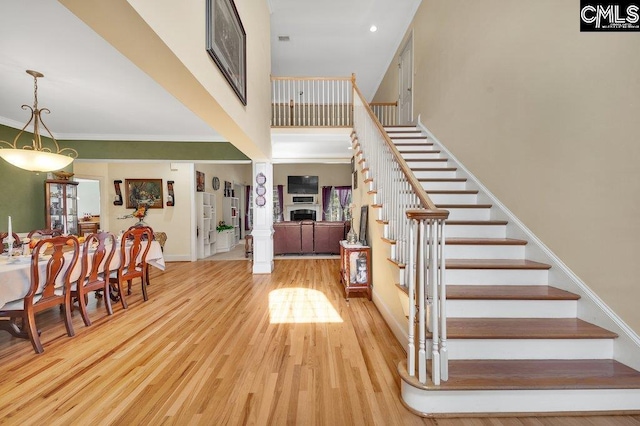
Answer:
[71,232,117,326]
[0,232,21,252]
[109,226,152,309]
[0,235,79,354]
[27,228,63,239]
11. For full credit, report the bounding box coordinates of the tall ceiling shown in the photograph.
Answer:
[0,0,419,149]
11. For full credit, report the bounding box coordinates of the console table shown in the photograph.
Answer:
[339,240,371,300]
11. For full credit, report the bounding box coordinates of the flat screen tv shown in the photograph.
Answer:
[287,175,318,194]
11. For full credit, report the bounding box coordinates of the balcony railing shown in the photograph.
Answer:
[369,102,397,127]
[271,76,354,127]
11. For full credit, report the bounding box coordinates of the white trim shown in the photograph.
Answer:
[0,117,226,143]
[74,159,252,164]
[401,382,640,414]
[416,117,640,370]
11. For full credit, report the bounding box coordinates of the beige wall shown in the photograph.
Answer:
[61,0,273,161]
[374,1,640,333]
[74,161,193,260]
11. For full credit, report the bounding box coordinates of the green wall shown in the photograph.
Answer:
[0,124,249,234]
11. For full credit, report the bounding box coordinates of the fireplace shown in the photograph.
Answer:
[290,209,317,221]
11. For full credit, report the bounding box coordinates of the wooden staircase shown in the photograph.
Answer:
[381,126,640,415]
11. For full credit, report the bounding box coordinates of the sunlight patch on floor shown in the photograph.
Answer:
[269,288,343,324]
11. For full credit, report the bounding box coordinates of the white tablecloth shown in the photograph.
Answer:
[0,240,165,307]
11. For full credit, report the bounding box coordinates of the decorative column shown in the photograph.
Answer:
[252,161,274,274]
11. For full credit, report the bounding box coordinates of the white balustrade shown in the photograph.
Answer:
[352,88,449,386]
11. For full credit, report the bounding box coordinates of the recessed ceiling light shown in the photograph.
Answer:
[369,25,377,32]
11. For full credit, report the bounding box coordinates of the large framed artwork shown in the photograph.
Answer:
[206,0,247,105]
[125,179,163,209]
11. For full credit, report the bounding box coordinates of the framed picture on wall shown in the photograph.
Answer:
[196,171,205,192]
[205,0,247,105]
[125,179,163,209]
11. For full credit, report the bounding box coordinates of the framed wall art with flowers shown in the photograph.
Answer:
[125,179,163,209]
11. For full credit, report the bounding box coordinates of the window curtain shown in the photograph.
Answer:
[335,186,352,221]
[277,184,284,222]
[322,186,332,220]
[245,185,251,230]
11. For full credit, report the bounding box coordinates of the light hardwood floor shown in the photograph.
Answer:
[0,259,639,425]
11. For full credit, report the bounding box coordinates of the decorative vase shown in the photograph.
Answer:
[346,220,358,244]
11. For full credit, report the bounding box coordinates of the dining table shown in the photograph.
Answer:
[0,239,165,336]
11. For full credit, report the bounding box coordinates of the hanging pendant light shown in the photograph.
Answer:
[0,70,78,172]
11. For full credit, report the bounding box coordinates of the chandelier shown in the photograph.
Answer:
[0,70,78,172]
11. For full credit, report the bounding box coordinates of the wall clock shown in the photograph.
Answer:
[212,176,220,191]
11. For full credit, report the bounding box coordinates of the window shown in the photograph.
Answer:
[326,187,351,221]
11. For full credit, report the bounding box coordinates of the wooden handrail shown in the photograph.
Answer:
[352,83,448,217]
[271,76,353,81]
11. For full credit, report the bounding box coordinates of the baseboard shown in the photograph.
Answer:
[372,287,409,351]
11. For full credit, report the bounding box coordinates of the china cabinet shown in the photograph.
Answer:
[45,179,78,235]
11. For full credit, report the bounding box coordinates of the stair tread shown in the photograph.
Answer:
[421,359,640,390]
[418,178,466,182]
[437,203,492,208]
[446,259,551,269]
[447,285,580,300]
[445,318,618,339]
[405,159,449,162]
[391,142,433,146]
[411,167,457,171]
[427,190,479,194]
[446,220,508,226]
[446,238,527,246]
[407,150,441,154]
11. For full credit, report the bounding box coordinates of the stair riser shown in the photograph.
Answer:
[387,131,423,137]
[447,269,549,285]
[445,245,525,259]
[445,338,613,360]
[420,181,467,190]
[413,170,458,179]
[446,300,578,318]
[407,161,451,168]
[445,208,491,221]
[445,224,507,238]
[385,127,418,132]
[427,193,478,204]
[402,152,442,160]
[397,146,436,153]
[401,383,640,414]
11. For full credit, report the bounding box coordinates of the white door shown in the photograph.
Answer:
[398,36,413,125]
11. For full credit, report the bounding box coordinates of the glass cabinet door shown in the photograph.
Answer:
[45,180,79,234]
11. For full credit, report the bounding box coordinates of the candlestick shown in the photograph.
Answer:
[7,216,13,257]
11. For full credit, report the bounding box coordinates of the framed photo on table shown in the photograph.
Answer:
[125,179,163,209]
[206,0,247,105]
